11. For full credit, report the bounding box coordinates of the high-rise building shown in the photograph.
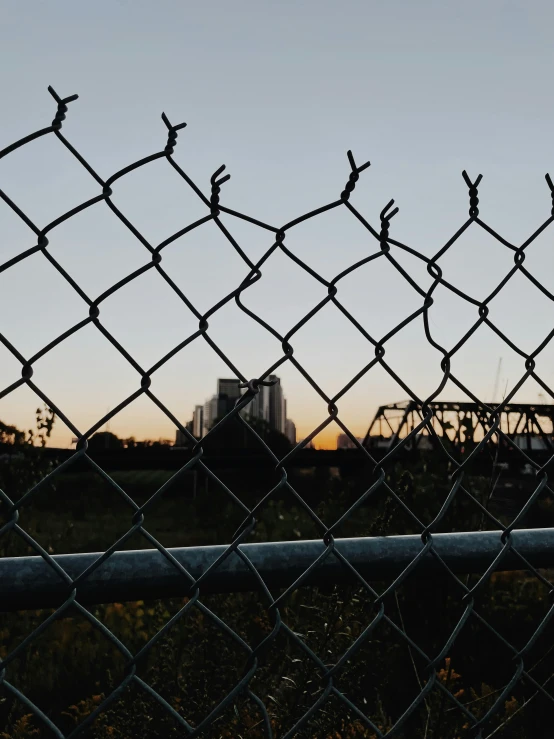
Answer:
[217,378,242,418]
[218,378,241,400]
[267,375,286,434]
[336,433,362,449]
[195,376,294,442]
[242,383,270,424]
[203,395,218,436]
[201,380,241,436]
[241,376,289,435]
[192,405,203,438]
[175,420,193,448]
[285,418,296,445]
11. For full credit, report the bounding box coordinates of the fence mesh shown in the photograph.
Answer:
[1,86,554,738]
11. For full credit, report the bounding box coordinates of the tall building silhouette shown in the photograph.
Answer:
[267,374,286,434]
[285,418,296,445]
[175,420,193,447]
[217,378,241,417]
[182,375,294,444]
[240,375,287,434]
[192,405,203,438]
[336,433,362,449]
[201,380,242,436]
[203,395,218,436]
[243,383,270,424]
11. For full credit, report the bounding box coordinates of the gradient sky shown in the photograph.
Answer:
[2,1,554,449]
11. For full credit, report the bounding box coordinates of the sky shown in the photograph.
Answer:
[2,1,554,449]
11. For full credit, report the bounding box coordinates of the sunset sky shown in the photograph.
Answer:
[2,1,554,450]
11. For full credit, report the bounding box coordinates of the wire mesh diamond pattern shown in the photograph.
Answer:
[1,86,554,738]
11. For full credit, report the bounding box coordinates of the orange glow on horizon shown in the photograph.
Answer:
[47,425,352,451]
[309,432,339,450]
[295,425,366,450]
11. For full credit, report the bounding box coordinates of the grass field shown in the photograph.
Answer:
[2,451,554,736]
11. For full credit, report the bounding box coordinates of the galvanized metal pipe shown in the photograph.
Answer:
[1,528,554,612]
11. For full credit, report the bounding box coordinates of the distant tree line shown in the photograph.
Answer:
[86,432,173,451]
[89,420,293,456]
[0,411,292,456]
[0,405,56,449]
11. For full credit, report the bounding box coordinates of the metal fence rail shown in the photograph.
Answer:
[2,86,554,737]
[3,529,554,611]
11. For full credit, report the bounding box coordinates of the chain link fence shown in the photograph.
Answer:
[2,86,554,738]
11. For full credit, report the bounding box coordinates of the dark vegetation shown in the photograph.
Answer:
[1,414,554,737]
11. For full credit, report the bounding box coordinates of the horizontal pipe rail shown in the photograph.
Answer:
[2,528,554,612]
